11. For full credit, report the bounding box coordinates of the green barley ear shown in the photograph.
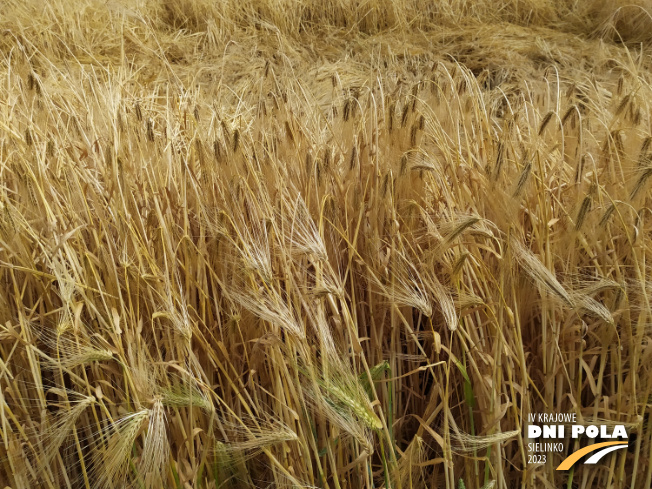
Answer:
[53,345,114,369]
[359,360,390,398]
[34,323,114,370]
[311,363,383,436]
[300,354,381,452]
[323,382,382,431]
[213,441,236,482]
[161,385,213,411]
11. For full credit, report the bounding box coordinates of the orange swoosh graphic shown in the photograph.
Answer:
[557,441,628,470]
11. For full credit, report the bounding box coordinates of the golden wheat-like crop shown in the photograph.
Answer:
[1,1,652,488]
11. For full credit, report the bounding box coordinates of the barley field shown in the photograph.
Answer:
[1,1,652,488]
